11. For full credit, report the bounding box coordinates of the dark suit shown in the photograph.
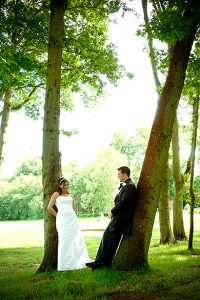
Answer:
[95,178,136,267]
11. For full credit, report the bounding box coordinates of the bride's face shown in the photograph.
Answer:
[60,182,69,193]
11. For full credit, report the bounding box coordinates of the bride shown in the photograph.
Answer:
[47,177,91,271]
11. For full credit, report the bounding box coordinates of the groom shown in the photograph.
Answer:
[86,166,136,270]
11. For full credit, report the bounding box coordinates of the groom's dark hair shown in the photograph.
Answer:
[117,166,130,177]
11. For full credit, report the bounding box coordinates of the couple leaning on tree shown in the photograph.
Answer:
[47,166,136,271]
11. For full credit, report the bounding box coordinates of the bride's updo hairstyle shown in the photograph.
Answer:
[57,177,69,194]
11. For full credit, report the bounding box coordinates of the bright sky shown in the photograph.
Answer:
[1,4,158,177]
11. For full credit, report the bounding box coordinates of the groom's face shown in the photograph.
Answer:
[117,170,126,182]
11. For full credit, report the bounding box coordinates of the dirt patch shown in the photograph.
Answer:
[103,290,169,300]
[31,275,55,284]
[190,265,200,269]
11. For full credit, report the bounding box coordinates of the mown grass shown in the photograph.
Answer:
[0,215,200,300]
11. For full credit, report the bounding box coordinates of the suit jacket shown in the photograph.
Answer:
[111,178,136,236]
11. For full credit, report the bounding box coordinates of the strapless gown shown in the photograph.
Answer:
[55,195,91,271]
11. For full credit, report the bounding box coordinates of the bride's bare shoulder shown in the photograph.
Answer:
[52,191,59,199]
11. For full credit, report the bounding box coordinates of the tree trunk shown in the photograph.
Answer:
[172,115,187,240]
[0,89,11,171]
[188,96,199,250]
[159,155,176,244]
[141,0,161,92]
[113,17,198,270]
[141,0,175,245]
[38,0,66,272]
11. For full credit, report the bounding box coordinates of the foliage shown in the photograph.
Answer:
[110,128,150,180]
[63,161,88,213]
[194,175,200,205]
[183,175,200,206]
[0,0,131,118]
[149,1,200,45]
[183,38,200,97]
[0,135,199,221]
[14,157,42,177]
[81,148,127,214]
[0,174,42,220]
[65,148,127,214]
[0,147,127,220]
[59,0,130,107]
[168,164,175,199]
[0,0,47,111]
[110,130,135,163]
[137,2,200,86]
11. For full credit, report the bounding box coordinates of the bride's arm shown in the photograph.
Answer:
[47,192,59,217]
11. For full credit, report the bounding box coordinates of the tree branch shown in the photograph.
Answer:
[11,84,41,111]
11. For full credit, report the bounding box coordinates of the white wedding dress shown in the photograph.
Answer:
[55,195,91,271]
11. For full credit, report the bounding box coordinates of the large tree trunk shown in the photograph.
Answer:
[172,115,187,240]
[159,155,176,244]
[188,96,199,250]
[38,0,66,272]
[0,89,11,171]
[113,15,198,270]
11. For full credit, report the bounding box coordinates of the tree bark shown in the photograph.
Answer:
[141,0,175,245]
[141,0,161,92]
[0,30,17,172]
[0,89,12,171]
[159,155,176,244]
[113,14,198,270]
[188,96,199,250]
[172,115,187,240]
[38,0,66,272]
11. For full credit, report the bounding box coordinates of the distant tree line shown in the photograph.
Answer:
[0,128,199,220]
[0,157,43,220]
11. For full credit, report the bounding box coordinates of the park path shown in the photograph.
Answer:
[1,211,197,247]
[0,217,109,248]
[80,217,108,236]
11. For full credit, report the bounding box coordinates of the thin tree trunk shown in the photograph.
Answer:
[141,0,175,244]
[0,27,38,173]
[0,91,4,106]
[172,115,187,240]
[0,31,17,172]
[113,14,198,270]
[188,96,199,250]
[38,0,66,272]
[0,89,12,171]
[141,0,161,92]
[159,155,176,244]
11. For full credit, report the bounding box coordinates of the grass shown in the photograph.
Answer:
[0,213,200,300]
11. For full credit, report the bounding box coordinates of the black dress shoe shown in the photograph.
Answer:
[85,261,103,270]
[91,262,103,270]
[85,262,94,268]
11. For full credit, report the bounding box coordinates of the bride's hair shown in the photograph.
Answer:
[58,177,66,184]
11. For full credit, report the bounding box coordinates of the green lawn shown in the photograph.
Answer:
[0,213,200,300]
